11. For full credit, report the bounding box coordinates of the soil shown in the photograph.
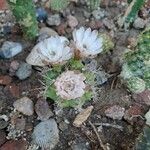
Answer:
[0,0,150,150]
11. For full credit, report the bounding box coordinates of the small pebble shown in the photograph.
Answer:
[103,18,115,30]
[9,60,20,76]
[36,7,47,22]
[0,139,28,150]
[2,25,11,35]
[92,9,106,20]
[16,62,32,80]
[46,14,61,26]
[105,105,125,120]
[0,75,12,85]
[67,15,78,29]
[124,105,143,123]
[35,99,54,121]
[0,41,22,59]
[13,97,34,116]
[0,119,8,129]
[38,27,58,41]
[133,17,146,29]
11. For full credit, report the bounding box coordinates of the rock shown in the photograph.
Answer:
[127,37,137,48]
[103,18,115,30]
[4,83,20,98]
[35,99,53,121]
[59,121,68,131]
[133,18,146,29]
[71,142,89,150]
[105,105,125,120]
[16,63,32,80]
[32,119,59,149]
[73,106,93,127]
[56,23,67,35]
[9,60,20,76]
[88,20,103,30]
[133,90,150,105]
[36,7,47,22]
[145,109,150,126]
[92,9,106,20]
[0,0,8,10]
[13,117,26,131]
[83,10,91,19]
[95,70,109,85]
[0,41,22,59]
[0,130,6,146]
[115,32,129,46]
[38,27,58,41]
[124,105,143,122]
[67,15,78,29]
[0,139,28,150]
[2,25,11,35]
[13,97,34,116]
[39,27,58,36]
[0,75,12,85]
[46,14,61,26]
[0,119,8,129]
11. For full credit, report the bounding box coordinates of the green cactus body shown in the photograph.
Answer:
[88,0,101,10]
[8,0,38,40]
[50,0,69,11]
[100,33,114,52]
[121,0,145,27]
[127,77,146,93]
[121,27,150,93]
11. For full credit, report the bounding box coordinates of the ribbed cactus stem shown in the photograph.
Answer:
[8,0,38,40]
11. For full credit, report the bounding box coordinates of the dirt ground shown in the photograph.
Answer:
[0,0,150,150]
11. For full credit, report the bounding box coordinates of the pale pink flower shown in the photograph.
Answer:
[54,71,86,100]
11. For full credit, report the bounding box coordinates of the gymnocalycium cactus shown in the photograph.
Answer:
[44,59,94,108]
[121,27,150,93]
[50,0,69,11]
[88,0,101,10]
[8,0,38,40]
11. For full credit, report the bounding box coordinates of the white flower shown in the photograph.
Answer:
[54,71,86,100]
[26,36,73,66]
[73,27,103,58]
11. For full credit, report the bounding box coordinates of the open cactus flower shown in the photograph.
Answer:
[72,27,104,58]
[26,36,73,66]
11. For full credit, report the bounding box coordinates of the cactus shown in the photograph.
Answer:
[50,0,69,11]
[127,77,146,93]
[44,60,94,108]
[88,0,101,10]
[135,126,150,150]
[8,0,38,40]
[121,27,150,93]
[120,0,145,28]
[101,33,114,52]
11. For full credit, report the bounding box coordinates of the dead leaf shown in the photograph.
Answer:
[73,106,93,127]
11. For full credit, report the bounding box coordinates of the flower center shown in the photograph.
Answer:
[64,82,75,91]
[49,51,56,56]
[83,44,87,49]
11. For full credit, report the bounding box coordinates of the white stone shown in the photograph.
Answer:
[13,97,34,116]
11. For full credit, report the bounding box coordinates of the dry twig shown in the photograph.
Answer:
[89,121,109,150]
[94,123,123,131]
